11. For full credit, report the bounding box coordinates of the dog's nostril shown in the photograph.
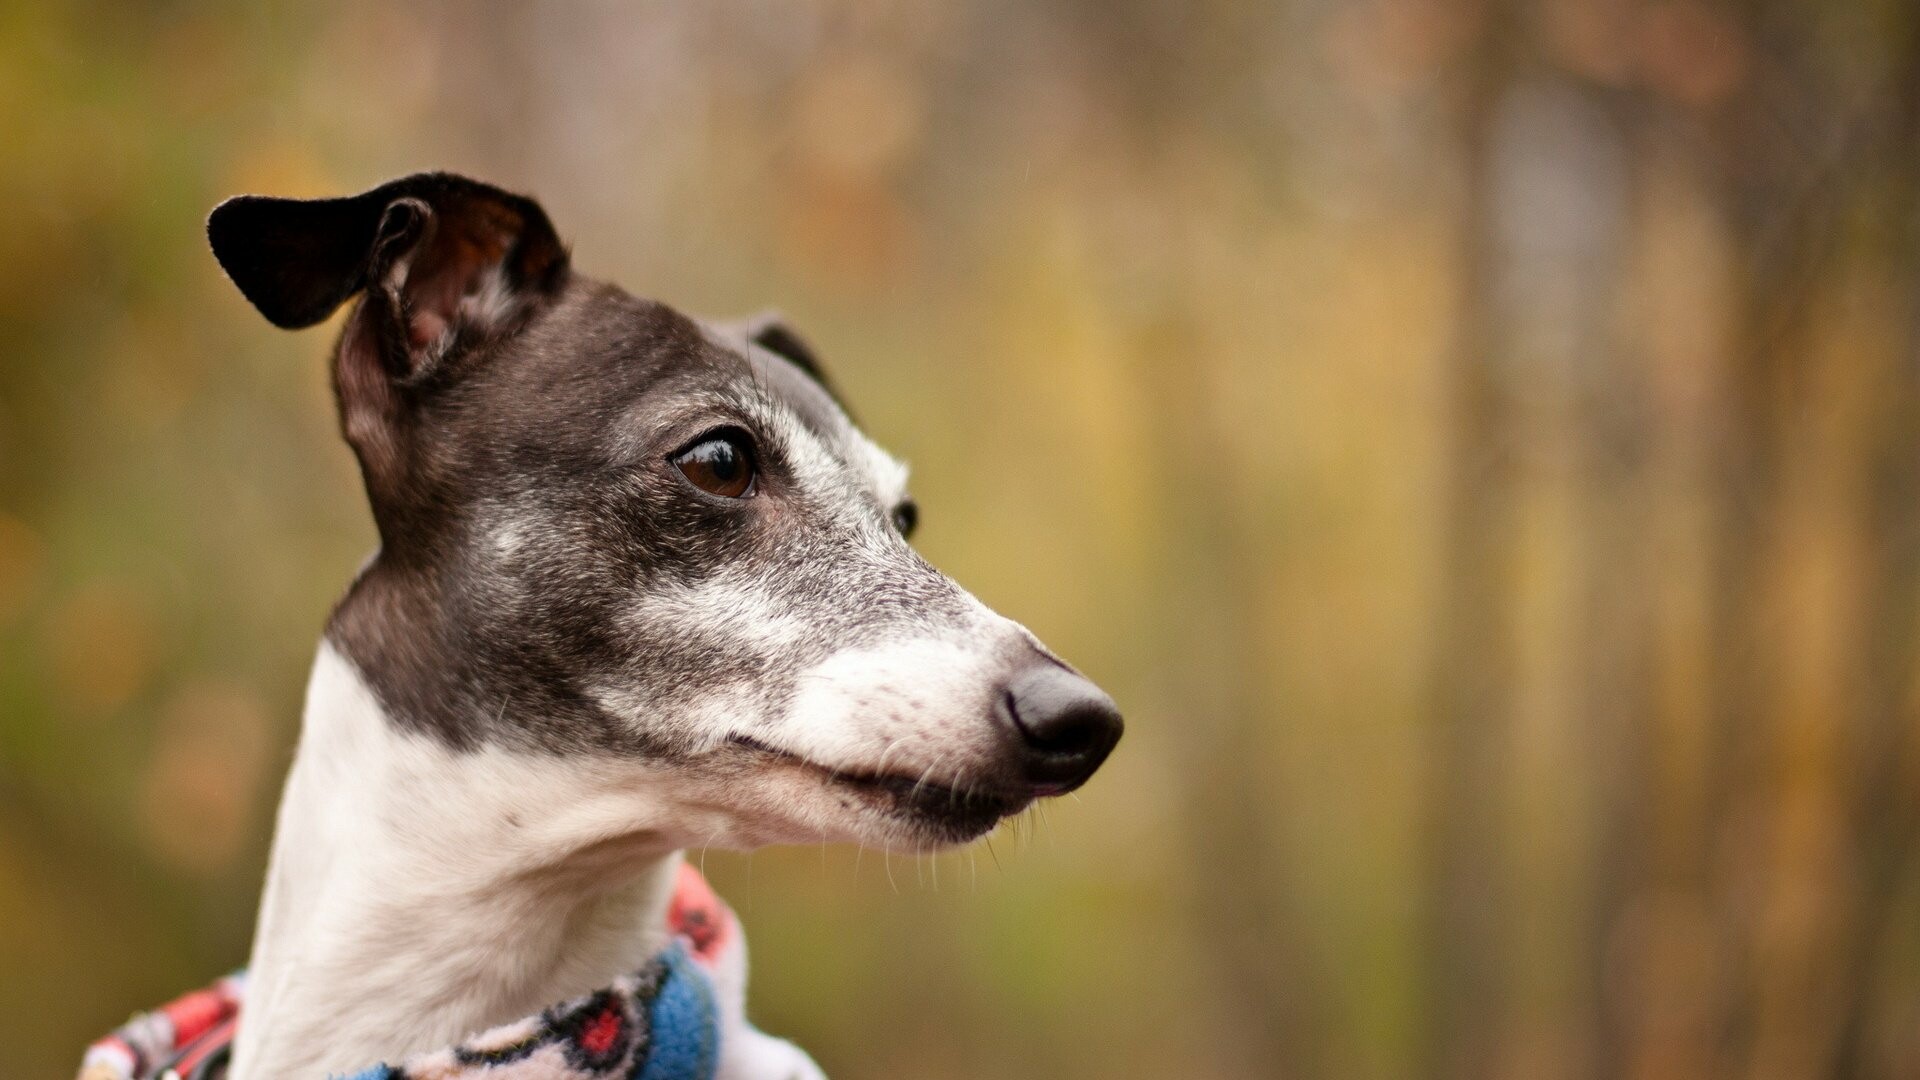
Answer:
[1013,695,1109,755]
[1003,665,1124,794]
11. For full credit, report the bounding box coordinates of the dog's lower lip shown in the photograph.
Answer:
[728,734,785,757]
[725,734,1025,836]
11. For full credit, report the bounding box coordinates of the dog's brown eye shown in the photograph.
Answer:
[674,430,756,498]
[892,499,918,538]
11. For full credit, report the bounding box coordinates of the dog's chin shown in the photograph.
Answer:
[726,735,1030,847]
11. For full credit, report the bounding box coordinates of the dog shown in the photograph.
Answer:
[140,173,1126,1079]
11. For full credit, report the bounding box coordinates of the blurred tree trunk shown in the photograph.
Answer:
[1424,15,1516,1080]
[1569,92,1653,1080]
[1136,307,1328,1080]
[1701,6,1920,1077]
[1700,43,1822,1080]
[1827,14,1920,1078]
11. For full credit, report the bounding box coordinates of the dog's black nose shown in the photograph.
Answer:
[1002,665,1123,795]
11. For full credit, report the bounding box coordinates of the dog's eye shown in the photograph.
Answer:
[673,429,756,498]
[892,499,918,538]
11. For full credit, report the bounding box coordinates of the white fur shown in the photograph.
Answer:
[751,635,1017,786]
[781,417,908,521]
[458,265,522,331]
[232,644,822,1080]
[849,431,910,509]
[627,576,812,656]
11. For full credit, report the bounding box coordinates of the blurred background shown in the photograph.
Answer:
[2,1,1918,1077]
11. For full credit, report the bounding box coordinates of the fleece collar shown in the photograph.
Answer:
[80,865,743,1080]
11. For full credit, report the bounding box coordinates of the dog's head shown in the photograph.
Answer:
[208,173,1120,849]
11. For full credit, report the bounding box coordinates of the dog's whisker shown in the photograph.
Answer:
[1035,800,1056,850]
[872,742,901,786]
[699,829,721,880]
[910,758,939,803]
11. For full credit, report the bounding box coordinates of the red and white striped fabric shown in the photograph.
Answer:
[80,974,246,1080]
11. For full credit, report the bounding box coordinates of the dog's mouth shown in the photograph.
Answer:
[725,734,1027,842]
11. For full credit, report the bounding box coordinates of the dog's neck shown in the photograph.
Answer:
[230,642,685,1080]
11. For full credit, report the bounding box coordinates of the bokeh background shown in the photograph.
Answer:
[4,1,1919,1077]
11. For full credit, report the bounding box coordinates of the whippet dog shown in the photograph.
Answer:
[197,173,1122,1079]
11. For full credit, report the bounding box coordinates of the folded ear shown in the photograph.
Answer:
[208,173,569,504]
[207,172,569,377]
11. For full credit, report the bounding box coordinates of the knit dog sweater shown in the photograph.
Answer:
[78,865,809,1080]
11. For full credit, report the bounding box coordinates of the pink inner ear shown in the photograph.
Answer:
[397,202,518,356]
[409,310,449,352]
